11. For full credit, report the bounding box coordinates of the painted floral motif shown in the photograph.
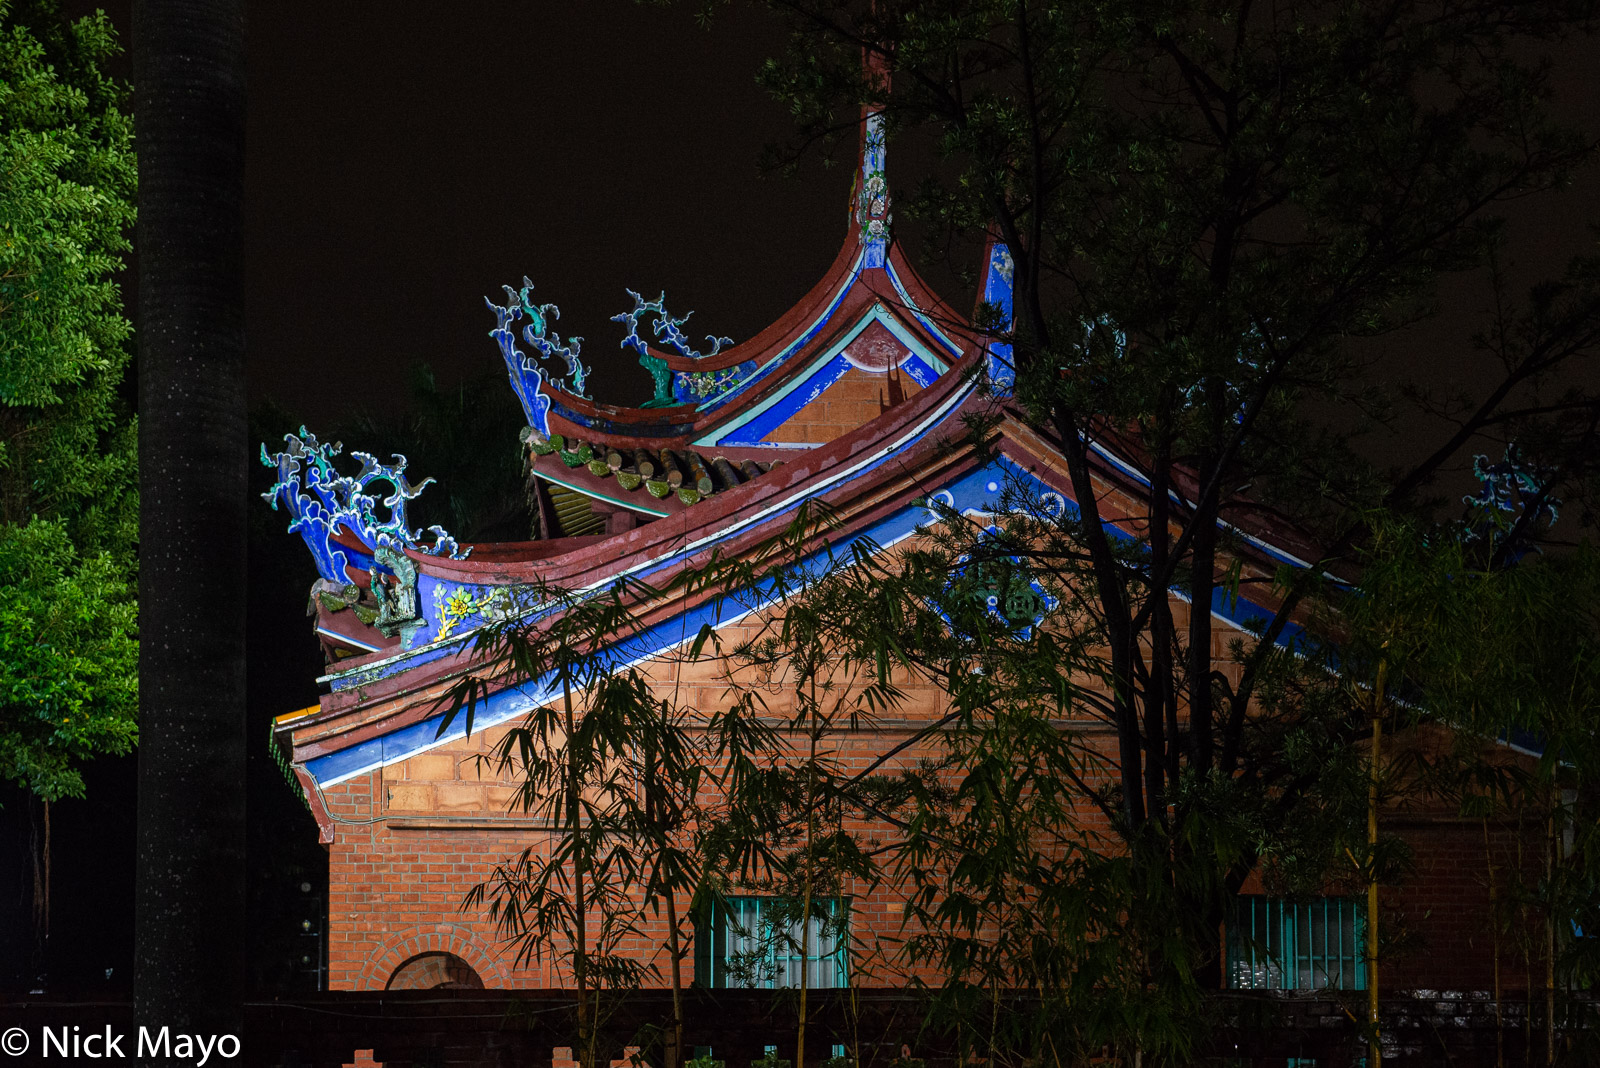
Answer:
[981,242,1016,395]
[992,244,1014,285]
[432,583,514,641]
[854,113,892,266]
[676,361,758,404]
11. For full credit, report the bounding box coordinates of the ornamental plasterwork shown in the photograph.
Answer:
[260,428,467,586]
[487,281,749,420]
[432,583,516,642]
[855,112,892,266]
[485,278,589,438]
[1462,444,1560,551]
[612,289,749,408]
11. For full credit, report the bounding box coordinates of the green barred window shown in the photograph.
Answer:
[1226,896,1367,991]
[694,897,848,990]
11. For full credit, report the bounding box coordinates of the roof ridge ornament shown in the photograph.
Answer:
[260,428,467,585]
[486,278,589,440]
[612,289,742,408]
[488,280,747,418]
[855,110,891,268]
[978,238,1016,396]
[854,45,893,267]
[1461,443,1560,555]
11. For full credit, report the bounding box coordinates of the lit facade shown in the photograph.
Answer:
[264,105,1524,1000]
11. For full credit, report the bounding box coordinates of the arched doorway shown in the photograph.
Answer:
[385,951,486,990]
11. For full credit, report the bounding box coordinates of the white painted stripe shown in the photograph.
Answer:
[696,304,949,448]
[315,626,384,653]
[320,375,982,687]
[535,465,672,518]
[692,250,868,414]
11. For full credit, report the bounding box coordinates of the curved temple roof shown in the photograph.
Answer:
[489,107,981,454]
[265,96,1338,812]
[262,101,1021,665]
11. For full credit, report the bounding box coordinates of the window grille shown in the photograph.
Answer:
[694,896,848,989]
[1226,896,1366,991]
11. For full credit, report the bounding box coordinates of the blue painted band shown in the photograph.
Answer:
[718,353,854,446]
[695,251,866,417]
[308,455,1305,786]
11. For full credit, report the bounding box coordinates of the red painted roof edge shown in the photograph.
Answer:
[300,413,1330,754]
[417,359,985,583]
[538,236,864,430]
[303,425,991,742]
[541,274,980,452]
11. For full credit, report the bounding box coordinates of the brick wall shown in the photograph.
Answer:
[1385,816,1548,993]
[761,365,922,445]
[312,585,1546,998]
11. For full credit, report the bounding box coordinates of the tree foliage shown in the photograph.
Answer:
[333,363,532,544]
[440,0,1600,1059]
[728,0,1600,1054]
[1336,514,1600,1062]
[445,571,731,1068]
[0,0,137,803]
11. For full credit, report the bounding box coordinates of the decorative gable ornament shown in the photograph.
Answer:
[260,428,467,586]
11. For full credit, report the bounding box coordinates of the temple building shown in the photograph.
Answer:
[264,100,1531,1006]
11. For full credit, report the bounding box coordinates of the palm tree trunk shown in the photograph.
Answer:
[29,799,50,983]
[132,0,248,1054]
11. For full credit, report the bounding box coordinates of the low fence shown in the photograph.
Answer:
[2,988,1595,1067]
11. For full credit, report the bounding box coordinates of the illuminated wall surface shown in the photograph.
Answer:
[262,109,1528,995]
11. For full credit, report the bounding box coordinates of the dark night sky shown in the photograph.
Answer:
[58,0,1600,433]
[5,1,938,995]
[69,1,928,428]
[240,1,877,427]
[236,4,1599,440]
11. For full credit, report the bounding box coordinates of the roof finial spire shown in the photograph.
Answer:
[978,234,1016,396]
[854,45,892,268]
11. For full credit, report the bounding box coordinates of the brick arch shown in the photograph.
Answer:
[358,925,510,990]
[387,951,485,990]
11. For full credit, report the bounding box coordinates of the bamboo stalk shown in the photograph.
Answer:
[1546,798,1556,1067]
[1368,657,1387,1066]
[667,891,684,1068]
[797,680,819,1068]
[563,676,594,1068]
[1484,816,1504,1068]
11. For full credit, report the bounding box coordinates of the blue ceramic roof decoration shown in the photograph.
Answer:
[260,428,467,584]
[979,241,1015,395]
[486,278,590,438]
[1464,444,1560,524]
[612,289,737,408]
[855,112,891,269]
[1462,443,1560,552]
